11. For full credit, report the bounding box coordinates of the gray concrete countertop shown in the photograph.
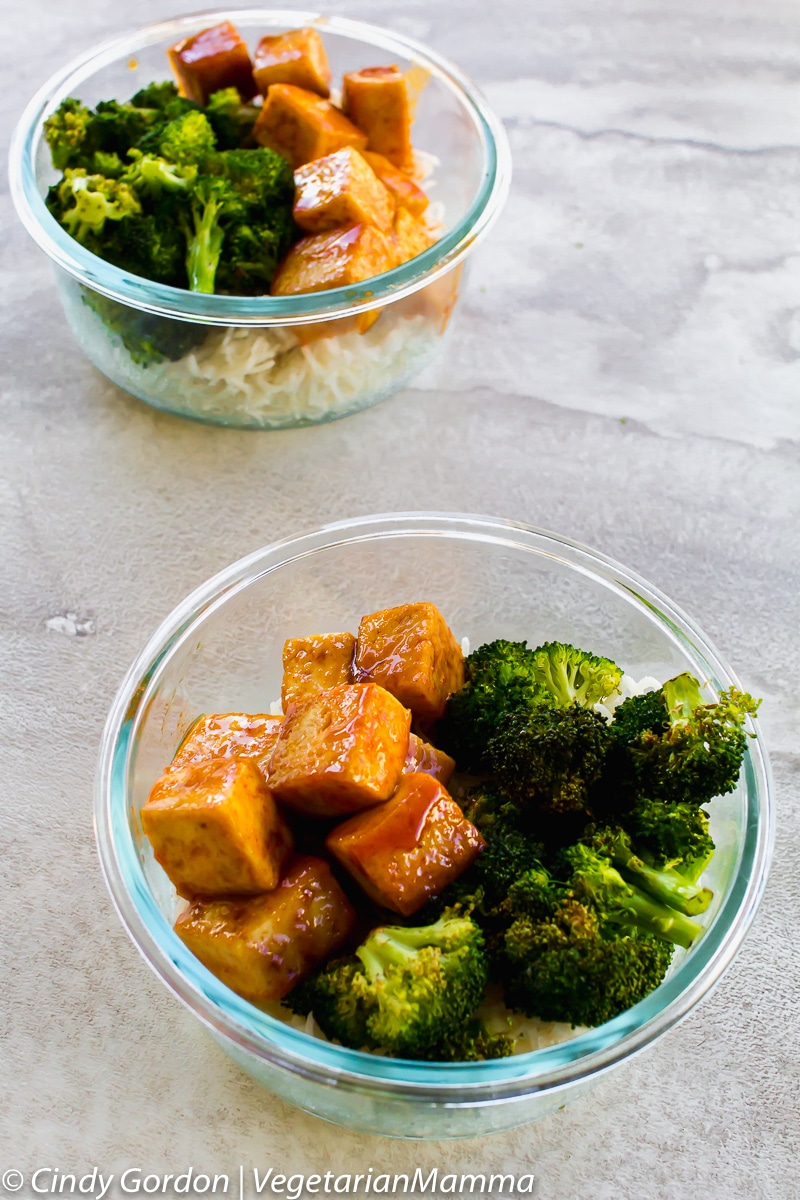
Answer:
[2,0,798,1195]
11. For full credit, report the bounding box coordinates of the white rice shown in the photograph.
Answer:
[77,305,439,428]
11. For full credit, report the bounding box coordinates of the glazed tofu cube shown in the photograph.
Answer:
[270,224,394,296]
[168,21,256,104]
[361,151,428,217]
[268,683,411,817]
[342,66,413,170]
[392,206,433,266]
[253,84,367,168]
[293,147,395,235]
[403,733,455,786]
[291,308,382,346]
[141,759,293,898]
[326,772,484,916]
[355,602,465,724]
[281,632,356,711]
[174,857,356,1003]
[253,28,332,98]
[170,713,283,778]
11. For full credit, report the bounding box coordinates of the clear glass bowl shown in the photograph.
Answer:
[10,11,510,429]
[94,514,772,1138]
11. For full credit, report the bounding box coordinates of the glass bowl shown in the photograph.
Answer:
[9,11,510,429]
[94,513,772,1138]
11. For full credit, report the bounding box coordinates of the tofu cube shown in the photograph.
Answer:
[174,857,356,1003]
[361,151,428,217]
[253,28,332,98]
[281,632,356,711]
[326,772,484,916]
[268,683,411,817]
[253,84,367,168]
[290,308,382,346]
[168,21,256,104]
[403,733,455,786]
[391,206,433,266]
[141,758,293,898]
[170,713,283,778]
[342,66,413,170]
[355,602,465,724]
[293,147,395,235]
[270,224,394,296]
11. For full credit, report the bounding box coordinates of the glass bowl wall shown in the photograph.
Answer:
[10,12,510,428]
[95,514,772,1138]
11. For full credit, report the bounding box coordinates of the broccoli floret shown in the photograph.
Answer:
[130,80,182,110]
[206,87,259,149]
[288,913,490,1060]
[44,98,97,170]
[626,796,714,884]
[44,96,162,172]
[91,150,125,178]
[502,898,674,1027]
[563,843,703,949]
[461,782,521,835]
[610,674,760,807]
[81,290,209,366]
[182,176,246,293]
[46,169,141,245]
[487,703,614,815]
[433,1019,515,1062]
[587,826,712,916]
[182,149,295,294]
[121,151,197,196]
[156,109,217,165]
[92,99,162,158]
[528,642,623,710]
[436,639,545,769]
[287,958,370,1050]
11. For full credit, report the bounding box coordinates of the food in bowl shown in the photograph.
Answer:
[139,600,760,1062]
[41,21,444,390]
[13,15,509,427]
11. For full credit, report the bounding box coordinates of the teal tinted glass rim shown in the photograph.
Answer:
[9,11,510,327]
[95,513,773,1102]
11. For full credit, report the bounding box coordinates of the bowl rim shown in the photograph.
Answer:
[94,512,773,1103]
[9,9,512,327]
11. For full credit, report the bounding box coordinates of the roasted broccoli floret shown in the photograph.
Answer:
[121,151,196,196]
[46,169,141,245]
[626,796,715,884]
[155,109,217,165]
[501,897,674,1027]
[528,642,623,710]
[182,176,244,293]
[434,1019,515,1062]
[287,913,491,1060]
[130,80,183,110]
[487,702,614,815]
[206,87,260,149]
[287,958,370,1050]
[608,674,759,807]
[44,98,97,170]
[563,843,703,949]
[436,639,545,769]
[586,826,712,916]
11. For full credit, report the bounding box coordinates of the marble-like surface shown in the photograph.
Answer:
[2,0,799,1195]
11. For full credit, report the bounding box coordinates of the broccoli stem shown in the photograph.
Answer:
[356,915,477,979]
[186,196,225,293]
[606,884,703,949]
[662,673,704,726]
[600,830,712,915]
[618,855,712,916]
